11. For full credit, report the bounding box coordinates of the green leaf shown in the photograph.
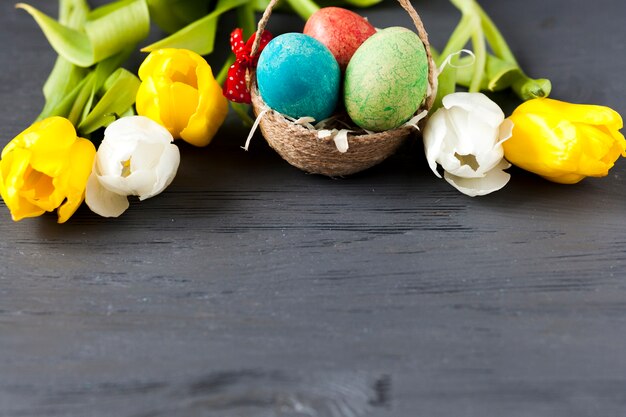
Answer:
[316,0,383,7]
[68,72,96,126]
[147,0,212,34]
[17,0,149,67]
[119,107,136,119]
[237,2,257,38]
[284,0,320,20]
[39,59,88,120]
[341,0,383,6]
[78,48,134,126]
[58,0,89,27]
[468,23,486,93]
[142,0,251,55]
[432,62,457,113]
[55,49,130,126]
[257,0,379,15]
[216,55,236,86]
[436,13,475,67]
[78,68,141,134]
[17,3,92,66]
[37,0,90,120]
[38,75,90,121]
[474,1,518,65]
[253,0,293,13]
[455,53,519,92]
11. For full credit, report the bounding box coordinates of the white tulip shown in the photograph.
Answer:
[423,92,514,197]
[85,116,180,217]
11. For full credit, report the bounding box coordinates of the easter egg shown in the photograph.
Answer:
[344,27,429,132]
[256,33,340,122]
[303,7,377,71]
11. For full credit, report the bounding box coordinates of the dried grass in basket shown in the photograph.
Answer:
[248,0,438,177]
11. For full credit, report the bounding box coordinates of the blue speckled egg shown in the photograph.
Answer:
[256,33,340,122]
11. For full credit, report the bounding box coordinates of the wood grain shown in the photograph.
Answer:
[1,1,626,416]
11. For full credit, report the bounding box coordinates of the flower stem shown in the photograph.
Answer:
[437,13,474,67]
[474,0,551,99]
[474,2,517,64]
[432,64,457,111]
[216,55,235,87]
[284,0,320,20]
[439,0,551,101]
[469,21,485,93]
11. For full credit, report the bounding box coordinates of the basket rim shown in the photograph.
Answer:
[249,74,424,146]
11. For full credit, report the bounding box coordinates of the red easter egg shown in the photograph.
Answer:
[303,7,377,71]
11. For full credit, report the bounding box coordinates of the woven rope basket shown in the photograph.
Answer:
[248,0,437,177]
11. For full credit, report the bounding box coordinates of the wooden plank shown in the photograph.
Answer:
[1,0,626,416]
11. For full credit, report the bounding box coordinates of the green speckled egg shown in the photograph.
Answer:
[344,27,428,132]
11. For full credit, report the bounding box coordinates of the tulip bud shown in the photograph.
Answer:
[504,98,626,184]
[0,117,95,223]
[136,48,228,147]
[423,92,513,196]
[85,116,180,217]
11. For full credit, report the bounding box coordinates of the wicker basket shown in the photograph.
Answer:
[248,0,437,177]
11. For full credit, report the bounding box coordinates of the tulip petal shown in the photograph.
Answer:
[85,172,130,217]
[96,140,135,178]
[444,160,511,197]
[513,98,624,132]
[135,77,165,128]
[136,49,228,146]
[4,148,32,203]
[130,142,166,172]
[169,81,200,138]
[140,144,180,200]
[56,137,96,223]
[122,170,158,197]
[474,119,513,174]
[443,92,504,128]
[96,173,140,197]
[0,117,94,223]
[423,108,446,178]
[0,151,46,221]
[85,116,179,217]
[28,117,76,153]
[105,114,173,145]
[180,60,228,146]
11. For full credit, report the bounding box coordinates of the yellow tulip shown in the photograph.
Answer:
[136,48,228,147]
[0,117,96,223]
[504,98,626,184]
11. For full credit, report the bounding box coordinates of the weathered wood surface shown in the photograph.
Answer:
[1,1,626,416]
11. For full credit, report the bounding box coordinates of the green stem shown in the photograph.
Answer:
[449,0,474,15]
[437,13,474,67]
[67,73,95,126]
[468,20,485,93]
[474,2,517,65]
[432,64,457,112]
[284,0,320,20]
[231,102,254,127]
[216,55,235,86]
[474,1,551,99]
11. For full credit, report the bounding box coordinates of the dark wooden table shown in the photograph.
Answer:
[2,1,626,416]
